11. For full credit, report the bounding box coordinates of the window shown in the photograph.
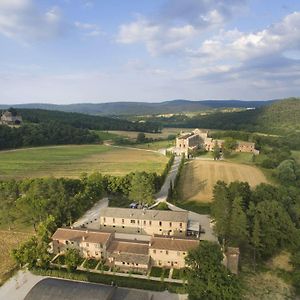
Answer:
[137,220,140,224]
[183,252,186,255]
[159,229,162,231]
[166,250,169,255]
[103,217,106,222]
[149,221,152,226]
[130,220,135,224]
[179,222,182,228]
[95,252,98,255]
[169,222,172,227]
[159,221,162,226]
[122,226,125,228]
[86,243,89,247]
[122,262,125,265]
[136,263,138,266]
[113,218,115,223]
[153,250,156,254]
[66,241,69,245]
[144,220,146,225]
[122,219,124,224]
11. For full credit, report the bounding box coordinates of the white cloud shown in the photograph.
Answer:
[194,12,300,63]
[117,17,197,55]
[0,0,63,42]
[75,21,102,37]
[117,0,247,55]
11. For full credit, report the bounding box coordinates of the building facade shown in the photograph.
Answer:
[51,227,198,273]
[173,128,258,155]
[0,111,22,126]
[99,207,188,237]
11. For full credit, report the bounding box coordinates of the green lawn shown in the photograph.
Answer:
[134,140,175,150]
[0,145,168,179]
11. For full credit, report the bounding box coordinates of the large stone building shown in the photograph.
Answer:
[0,110,22,126]
[99,207,188,237]
[51,227,199,274]
[173,128,258,155]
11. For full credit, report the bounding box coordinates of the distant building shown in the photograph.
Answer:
[0,110,22,126]
[174,129,208,156]
[173,128,258,155]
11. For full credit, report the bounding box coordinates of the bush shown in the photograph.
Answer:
[83,258,99,269]
[150,267,163,277]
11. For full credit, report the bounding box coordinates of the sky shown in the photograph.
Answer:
[1,0,300,104]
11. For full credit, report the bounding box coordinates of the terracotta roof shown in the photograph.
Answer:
[150,237,199,252]
[107,240,149,255]
[52,228,111,245]
[101,207,188,223]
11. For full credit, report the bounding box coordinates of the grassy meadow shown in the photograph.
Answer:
[106,127,194,141]
[0,230,33,285]
[0,145,168,179]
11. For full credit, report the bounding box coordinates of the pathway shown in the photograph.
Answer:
[155,155,181,203]
[73,197,108,229]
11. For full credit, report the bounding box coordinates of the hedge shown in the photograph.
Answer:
[31,267,185,293]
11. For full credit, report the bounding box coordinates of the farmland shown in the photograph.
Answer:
[178,160,268,202]
[0,145,168,179]
[0,230,32,285]
[106,127,194,141]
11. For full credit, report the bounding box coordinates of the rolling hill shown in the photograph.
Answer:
[172,98,300,134]
[0,99,275,116]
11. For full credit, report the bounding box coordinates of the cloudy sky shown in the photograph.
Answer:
[0,0,300,104]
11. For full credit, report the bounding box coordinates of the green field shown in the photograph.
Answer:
[0,145,168,179]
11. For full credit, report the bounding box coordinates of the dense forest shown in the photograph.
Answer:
[158,98,300,134]
[19,109,161,132]
[0,122,99,150]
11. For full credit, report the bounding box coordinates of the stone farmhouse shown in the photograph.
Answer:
[51,207,240,274]
[99,207,188,237]
[0,110,23,126]
[51,208,209,273]
[174,128,258,156]
[51,228,199,274]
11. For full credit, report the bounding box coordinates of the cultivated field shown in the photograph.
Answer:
[0,145,168,179]
[178,160,268,202]
[106,127,195,141]
[0,230,32,285]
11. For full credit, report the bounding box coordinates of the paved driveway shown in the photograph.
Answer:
[73,197,108,229]
[155,156,181,202]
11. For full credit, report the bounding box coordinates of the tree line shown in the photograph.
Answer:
[19,108,161,132]
[211,181,300,262]
[0,168,169,231]
[0,122,99,150]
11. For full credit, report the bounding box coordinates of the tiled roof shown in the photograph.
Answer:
[107,240,149,255]
[110,252,150,265]
[150,237,199,252]
[52,228,111,244]
[101,207,188,222]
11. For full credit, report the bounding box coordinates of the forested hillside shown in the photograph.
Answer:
[0,99,274,116]
[162,98,300,134]
[19,109,160,132]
